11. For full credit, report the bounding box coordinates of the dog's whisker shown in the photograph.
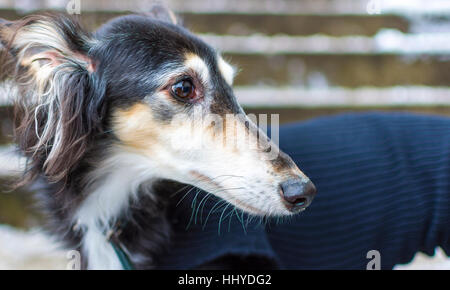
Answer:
[221,205,236,233]
[240,210,247,234]
[194,192,211,225]
[210,174,244,181]
[175,185,198,207]
[217,203,231,235]
[186,189,201,230]
[202,199,227,230]
[199,194,213,224]
[227,206,236,233]
[170,184,193,198]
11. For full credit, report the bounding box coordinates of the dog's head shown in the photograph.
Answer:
[0,9,316,216]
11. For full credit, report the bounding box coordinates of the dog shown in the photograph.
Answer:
[0,7,316,269]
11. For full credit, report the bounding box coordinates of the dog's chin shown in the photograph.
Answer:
[227,198,299,217]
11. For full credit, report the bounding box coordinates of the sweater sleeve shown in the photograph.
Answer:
[268,112,450,269]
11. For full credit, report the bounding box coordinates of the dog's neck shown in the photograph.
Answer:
[73,150,161,269]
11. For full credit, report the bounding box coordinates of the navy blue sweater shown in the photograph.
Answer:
[158,113,450,269]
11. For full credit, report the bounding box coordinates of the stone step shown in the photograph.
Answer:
[233,86,450,107]
[1,9,444,55]
[201,33,450,55]
[0,1,448,38]
[181,14,410,36]
[0,9,411,36]
[226,54,450,87]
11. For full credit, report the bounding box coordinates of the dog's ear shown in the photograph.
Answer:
[2,14,104,183]
[144,5,179,25]
[2,14,96,77]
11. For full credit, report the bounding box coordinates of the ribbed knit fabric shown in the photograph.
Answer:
[158,113,450,270]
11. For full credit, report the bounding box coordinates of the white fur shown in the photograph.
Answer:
[184,54,210,84]
[74,150,160,269]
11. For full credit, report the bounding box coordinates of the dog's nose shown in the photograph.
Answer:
[279,178,316,211]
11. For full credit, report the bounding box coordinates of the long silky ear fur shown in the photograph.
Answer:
[0,13,105,185]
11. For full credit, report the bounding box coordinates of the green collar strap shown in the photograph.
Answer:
[109,239,134,270]
[105,223,135,270]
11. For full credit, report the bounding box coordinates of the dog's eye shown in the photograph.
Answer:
[171,79,195,99]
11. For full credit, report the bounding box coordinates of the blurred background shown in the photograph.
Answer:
[0,0,449,269]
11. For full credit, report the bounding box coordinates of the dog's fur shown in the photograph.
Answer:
[0,8,314,269]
